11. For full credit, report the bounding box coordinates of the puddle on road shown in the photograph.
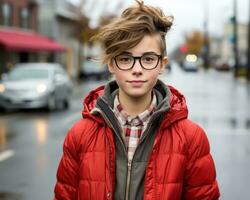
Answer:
[0,121,9,150]
[0,115,49,149]
[0,121,17,150]
[0,126,7,150]
[0,192,23,200]
[35,119,48,145]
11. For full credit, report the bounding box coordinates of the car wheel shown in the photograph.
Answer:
[47,94,57,111]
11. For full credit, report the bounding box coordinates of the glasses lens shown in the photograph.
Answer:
[115,55,133,70]
[141,54,159,69]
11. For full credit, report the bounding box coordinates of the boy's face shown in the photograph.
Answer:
[108,34,168,99]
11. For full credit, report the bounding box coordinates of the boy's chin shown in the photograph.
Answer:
[124,89,151,99]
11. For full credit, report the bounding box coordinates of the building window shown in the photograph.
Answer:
[20,7,30,29]
[1,3,12,26]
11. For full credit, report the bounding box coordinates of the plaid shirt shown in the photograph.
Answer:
[114,93,157,161]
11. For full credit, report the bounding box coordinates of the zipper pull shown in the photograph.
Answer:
[128,160,132,170]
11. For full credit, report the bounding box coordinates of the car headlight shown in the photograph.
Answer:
[0,84,5,93]
[186,54,197,62]
[36,84,47,93]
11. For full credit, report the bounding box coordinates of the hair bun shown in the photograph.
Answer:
[155,15,174,34]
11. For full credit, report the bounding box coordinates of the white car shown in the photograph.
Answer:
[182,54,199,72]
[0,63,73,111]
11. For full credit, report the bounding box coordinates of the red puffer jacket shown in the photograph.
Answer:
[54,84,220,200]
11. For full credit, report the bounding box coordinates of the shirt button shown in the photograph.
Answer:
[107,192,111,199]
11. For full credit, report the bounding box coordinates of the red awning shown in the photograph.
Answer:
[0,28,66,52]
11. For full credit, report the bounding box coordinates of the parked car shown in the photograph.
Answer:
[182,54,199,72]
[214,58,234,71]
[79,58,110,80]
[0,63,73,111]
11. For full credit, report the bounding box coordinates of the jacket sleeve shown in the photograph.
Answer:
[183,124,220,200]
[54,127,79,200]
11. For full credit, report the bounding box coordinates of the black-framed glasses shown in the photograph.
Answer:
[114,53,162,70]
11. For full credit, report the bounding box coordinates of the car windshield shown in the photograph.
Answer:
[8,68,49,81]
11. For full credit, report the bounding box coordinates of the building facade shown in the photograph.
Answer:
[0,0,38,30]
[221,23,248,67]
[0,0,66,75]
[37,0,83,79]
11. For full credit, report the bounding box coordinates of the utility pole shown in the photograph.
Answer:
[203,0,210,69]
[233,0,239,77]
[247,0,250,81]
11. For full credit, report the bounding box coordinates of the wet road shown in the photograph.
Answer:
[0,63,249,199]
[0,80,105,200]
[164,65,250,199]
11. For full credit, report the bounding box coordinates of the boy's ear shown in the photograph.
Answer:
[107,60,115,73]
[160,56,168,73]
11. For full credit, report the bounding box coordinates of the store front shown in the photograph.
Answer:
[0,27,66,74]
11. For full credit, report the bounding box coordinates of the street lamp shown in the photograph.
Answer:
[247,0,250,81]
[233,0,239,77]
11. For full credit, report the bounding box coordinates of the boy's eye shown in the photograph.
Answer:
[117,55,133,63]
[142,55,157,63]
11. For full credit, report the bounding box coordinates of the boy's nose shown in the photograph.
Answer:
[132,59,143,73]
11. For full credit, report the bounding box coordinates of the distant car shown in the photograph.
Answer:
[0,63,73,111]
[214,59,234,71]
[182,54,199,72]
[79,58,110,80]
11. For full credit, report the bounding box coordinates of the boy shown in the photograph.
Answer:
[54,1,220,199]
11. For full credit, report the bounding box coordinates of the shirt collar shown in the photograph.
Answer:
[114,92,157,126]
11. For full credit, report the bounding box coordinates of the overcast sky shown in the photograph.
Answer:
[68,0,249,52]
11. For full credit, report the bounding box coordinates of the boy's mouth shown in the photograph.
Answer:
[127,80,147,87]
[127,80,147,83]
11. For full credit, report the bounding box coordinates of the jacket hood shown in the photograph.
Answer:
[82,80,188,127]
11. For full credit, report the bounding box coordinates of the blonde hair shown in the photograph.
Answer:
[95,0,173,64]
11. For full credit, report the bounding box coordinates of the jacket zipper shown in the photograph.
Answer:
[124,113,163,200]
[125,160,132,200]
[96,100,131,200]
[124,119,155,200]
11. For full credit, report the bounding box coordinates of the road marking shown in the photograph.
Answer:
[0,150,15,162]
